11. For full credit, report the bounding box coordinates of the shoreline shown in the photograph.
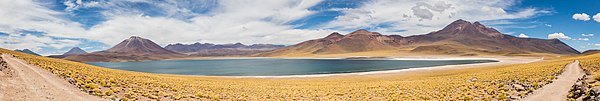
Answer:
[94,56,543,78]
[224,56,543,78]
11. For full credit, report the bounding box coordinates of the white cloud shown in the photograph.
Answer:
[544,24,552,27]
[573,13,590,21]
[0,0,556,54]
[83,0,328,45]
[321,0,549,36]
[548,32,571,39]
[517,33,529,38]
[594,13,600,22]
[64,0,101,12]
[0,34,81,55]
[582,34,594,37]
[0,0,86,39]
[578,38,589,41]
[1,0,330,49]
[595,44,600,47]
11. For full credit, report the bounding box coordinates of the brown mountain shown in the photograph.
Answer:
[259,19,579,57]
[64,36,185,62]
[583,50,600,55]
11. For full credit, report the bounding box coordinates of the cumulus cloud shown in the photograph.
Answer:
[0,0,555,54]
[0,34,81,55]
[0,0,86,38]
[595,44,600,47]
[82,0,329,45]
[582,34,594,37]
[64,0,101,12]
[594,13,600,22]
[573,13,590,21]
[322,0,549,36]
[517,33,529,38]
[578,37,589,41]
[410,2,451,20]
[1,0,331,49]
[548,32,571,39]
[0,0,86,55]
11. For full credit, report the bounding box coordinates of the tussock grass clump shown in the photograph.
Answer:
[0,48,576,100]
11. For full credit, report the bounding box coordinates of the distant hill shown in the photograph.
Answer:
[165,42,284,56]
[48,47,88,58]
[583,50,600,55]
[63,47,87,55]
[14,49,41,56]
[64,36,185,62]
[259,19,580,57]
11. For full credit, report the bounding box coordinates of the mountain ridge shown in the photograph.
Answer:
[63,47,87,55]
[165,42,285,56]
[259,19,579,57]
[64,36,185,62]
[14,49,41,56]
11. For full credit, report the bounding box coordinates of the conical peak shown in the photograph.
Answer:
[233,42,245,46]
[325,32,344,38]
[69,47,84,51]
[129,36,142,39]
[64,47,87,55]
[347,29,381,36]
[451,19,474,26]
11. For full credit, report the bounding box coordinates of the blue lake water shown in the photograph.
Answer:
[87,58,497,76]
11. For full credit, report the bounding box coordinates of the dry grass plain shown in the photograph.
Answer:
[1,48,595,100]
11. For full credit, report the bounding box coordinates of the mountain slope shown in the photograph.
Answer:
[14,49,40,56]
[64,36,185,62]
[47,47,89,58]
[63,47,87,55]
[165,42,284,56]
[260,19,579,57]
[583,50,600,55]
[404,20,579,55]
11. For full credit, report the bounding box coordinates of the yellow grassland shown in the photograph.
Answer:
[1,48,590,100]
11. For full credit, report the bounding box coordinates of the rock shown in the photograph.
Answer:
[588,79,597,84]
[67,78,76,85]
[513,84,525,91]
[509,95,520,100]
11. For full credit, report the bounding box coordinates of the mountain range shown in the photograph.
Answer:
[165,43,285,56]
[64,36,185,62]
[259,19,579,57]
[61,19,581,62]
[14,49,40,56]
[63,47,87,55]
[48,47,88,58]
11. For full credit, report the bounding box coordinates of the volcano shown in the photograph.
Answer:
[64,36,185,62]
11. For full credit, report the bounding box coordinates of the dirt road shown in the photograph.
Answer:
[523,60,585,101]
[0,54,106,101]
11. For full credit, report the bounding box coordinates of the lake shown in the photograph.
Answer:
[87,58,497,76]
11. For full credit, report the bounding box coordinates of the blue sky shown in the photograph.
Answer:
[0,0,598,55]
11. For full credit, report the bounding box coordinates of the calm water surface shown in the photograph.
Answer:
[87,59,497,76]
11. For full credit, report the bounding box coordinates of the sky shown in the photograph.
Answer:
[0,0,598,55]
